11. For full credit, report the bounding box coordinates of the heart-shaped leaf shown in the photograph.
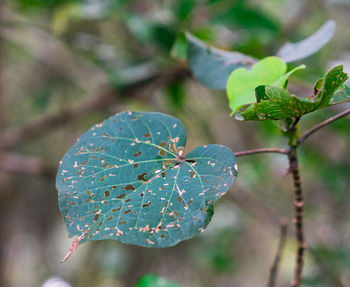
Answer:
[238,65,349,121]
[227,56,305,115]
[186,33,256,90]
[57,111,237,258]
[276,20,336,63]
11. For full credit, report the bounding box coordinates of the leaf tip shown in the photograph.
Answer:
[60,235,83,263]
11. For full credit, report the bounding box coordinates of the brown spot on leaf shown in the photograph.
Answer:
[104,190,110,197]
[93,214,100,222]
[99,175,107,183]
[134,164,139,168]
[124,210,131,214]
[112,206,122,212]
[189,171,196,178]
[122,185,136,191]
[144,133,151,137]
[133,151,142,157]
[118,221,127,225]
[142,201,152,208]
[158,150,167,157]
[137,173,148,181]
[117,193,126,199]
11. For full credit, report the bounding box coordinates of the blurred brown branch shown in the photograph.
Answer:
[0,66,190,151]
[0,152,55,176]
[267,218,288,287]
[0,7,107,91]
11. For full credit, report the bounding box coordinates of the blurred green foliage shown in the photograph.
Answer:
[135,274,179,287]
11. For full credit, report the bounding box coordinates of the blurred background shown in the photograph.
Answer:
[0,0,349,286]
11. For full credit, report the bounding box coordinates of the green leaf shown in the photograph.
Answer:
[135,274,180,287]
[315,64,349,107]
[57,111,237,253]
[186,33,256,90]
[277,20,336,63]
[238,65,349,121]
[212,2,279,33]
[226,56,305,114]
[330,84,350,105]
[239,86,319,120]
[175,0,195,21]
[170,32,188,60]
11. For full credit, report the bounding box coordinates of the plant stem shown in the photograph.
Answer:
[235,148,289,157]
[267,218,288,287]
[297,108,350,145]
[287,122,306,287]
[288,146,306,287]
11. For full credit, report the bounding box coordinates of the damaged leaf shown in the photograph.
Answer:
[57,111,237,258]
[238,65,349,120]
[186,32,256,90]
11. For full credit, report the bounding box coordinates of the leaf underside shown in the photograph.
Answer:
[239,65,350,121]
[57,111,237,249]
[185,20,335,91]
[186,33,256,90]
[276,20,336,63]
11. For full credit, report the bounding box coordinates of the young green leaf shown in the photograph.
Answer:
[226,56,305,115]
[57,112,237,259]
[186,33,256,90]
[238,65,349,121]
[277,20,336,63]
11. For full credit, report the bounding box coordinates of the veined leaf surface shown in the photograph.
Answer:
[239,65,349,120]
[57,111,237,254]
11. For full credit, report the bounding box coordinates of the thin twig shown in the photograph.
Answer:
[267,218,288,287]
[288,147,306,287]
[235,148,289,157]
[297,108,350,145]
